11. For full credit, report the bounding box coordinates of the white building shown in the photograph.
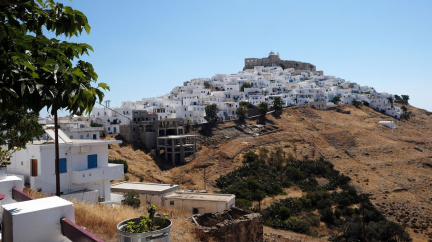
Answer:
[111,182,180,206]
[8,129,123,203]
[164,190,235,214]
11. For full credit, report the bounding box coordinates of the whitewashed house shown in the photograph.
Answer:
[8,129,123,203]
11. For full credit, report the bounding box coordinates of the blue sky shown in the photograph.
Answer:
[48,0,432,116]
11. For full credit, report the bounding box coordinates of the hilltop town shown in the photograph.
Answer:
[36,52,409,167]
[87,52,404,133]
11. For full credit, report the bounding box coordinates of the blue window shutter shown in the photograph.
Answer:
[88,154,97,169]
[59,158,67,173]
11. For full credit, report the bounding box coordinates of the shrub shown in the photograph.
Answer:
[235,198,252,210]
[122,191,141,209]
[285,217,310,234]
[243,151,259,164]
[305,214,320,227]
[366,220,411,242]
[285,167,305,182]
[320,207,335,225]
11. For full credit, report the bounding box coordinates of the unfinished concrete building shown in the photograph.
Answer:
[157,135,197,165]
[119,110,158,148]
[120,111,197,164]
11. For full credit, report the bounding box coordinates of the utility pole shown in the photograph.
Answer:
[195,163,214,191]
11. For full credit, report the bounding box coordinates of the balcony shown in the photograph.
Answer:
[61,127,104,132]
[71,164,124,184]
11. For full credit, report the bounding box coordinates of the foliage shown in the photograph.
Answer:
[285,216,311,234]
[237,104,248,121]
[258,147,269,162]
[1,0,108,195]
[400,105,411,120]
[0,146,20,167]
[184,120,191,133]
[0,108,44,166]
[240,82,253,92]
[204,81,211,89]
[204,104,219,123]
[0,108,44,149]
[0,0,109,116]
[258,102,268,117]
[273,96,283,115]
[216,149,411,240]
[394,94,409,105]
[331,96,341,104]
[320,206,335,224]
[122,191,141,209]
[109,159,128,173]
[90,121,103,127]
[352,99,362,108]
[123,204,169,233]
[387,97,394,107]
[243,151,259,164]
[235,198,252,210]
[269,146,284,168]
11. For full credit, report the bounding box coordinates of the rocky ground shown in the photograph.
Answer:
[109,104,432,241]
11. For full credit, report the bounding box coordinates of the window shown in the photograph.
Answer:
[88,154,97,169]
[80,135,84,139]
[192,208,199,214]
[170,201,174,206]
[59,158,67,173]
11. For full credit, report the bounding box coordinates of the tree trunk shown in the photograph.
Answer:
[54,111,61,196]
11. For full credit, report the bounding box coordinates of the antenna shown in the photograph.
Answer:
[105,100,111,108]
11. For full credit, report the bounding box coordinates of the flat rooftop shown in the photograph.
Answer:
[157,135,198,139]
[165,191,235,202]
[31,139,122,146]
[111,182,179,195]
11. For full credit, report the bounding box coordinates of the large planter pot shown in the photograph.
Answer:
[117,217,172,242]
[0,166,7,180]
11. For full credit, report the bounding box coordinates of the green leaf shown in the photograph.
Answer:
[98,82,110,91]
[2,87,18,98]
[22,61,36,71]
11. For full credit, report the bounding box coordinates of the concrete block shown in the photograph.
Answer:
[2,196,74,242]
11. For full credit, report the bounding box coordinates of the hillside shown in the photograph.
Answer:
[109,104,432,241]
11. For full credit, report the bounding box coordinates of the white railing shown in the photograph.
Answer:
[71,164,123,184]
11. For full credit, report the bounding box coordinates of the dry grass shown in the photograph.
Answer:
[74,202,198,242]
[108,105,432,241]
[23,188,198,242]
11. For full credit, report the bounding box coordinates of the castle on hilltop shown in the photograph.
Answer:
[244,51,318,73]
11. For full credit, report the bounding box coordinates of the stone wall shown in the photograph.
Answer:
[193,207,263,242]
[244,53,316,72]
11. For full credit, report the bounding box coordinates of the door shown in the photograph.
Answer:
[31,159,38,176]
[88,154,97,169]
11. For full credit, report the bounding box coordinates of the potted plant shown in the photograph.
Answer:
[0,146,19,180]
[117,204,172,242]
